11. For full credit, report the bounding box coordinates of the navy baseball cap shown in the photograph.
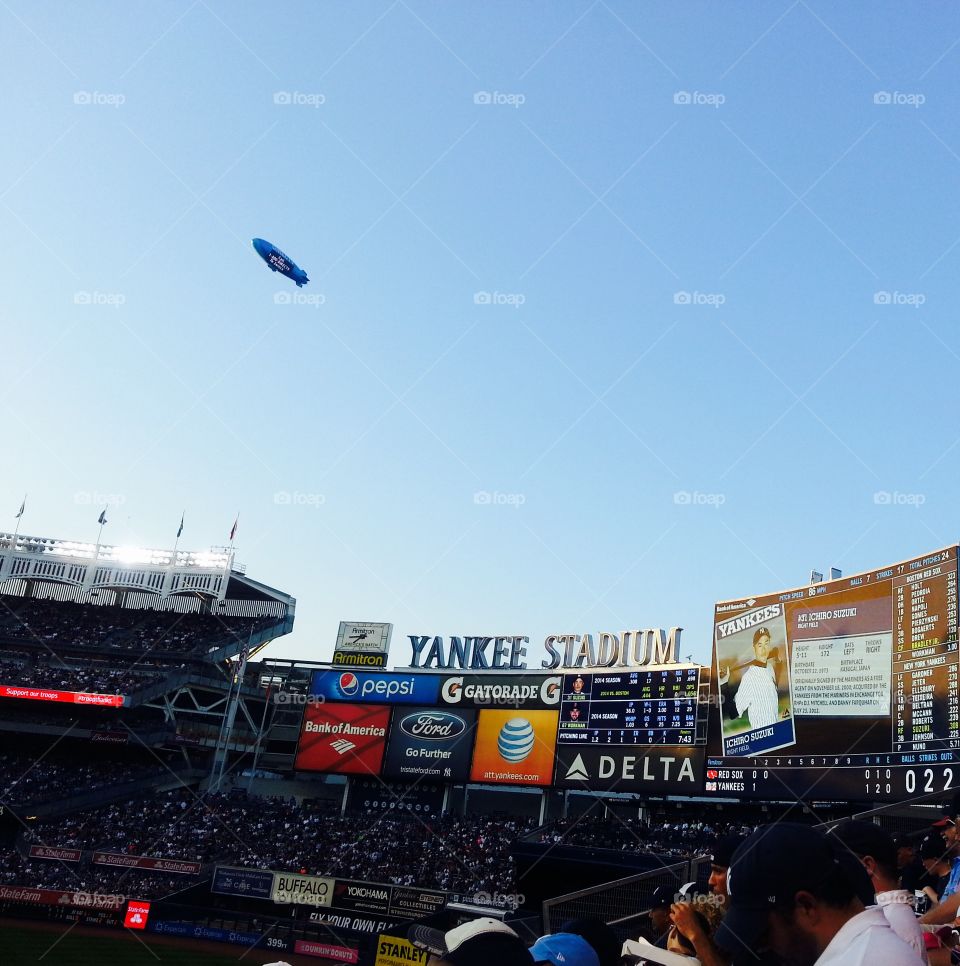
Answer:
[715,824,854,956]
[826,820,897,871]
[711,833,747,868]
[649,884,676,909]
[530,933,600,966]
[920,834,951,861]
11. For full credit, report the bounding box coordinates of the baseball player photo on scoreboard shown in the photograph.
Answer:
[715,603,796,757]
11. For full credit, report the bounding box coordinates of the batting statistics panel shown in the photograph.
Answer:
[706,545,960,802]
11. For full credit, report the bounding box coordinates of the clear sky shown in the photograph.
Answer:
[2,2,959,668]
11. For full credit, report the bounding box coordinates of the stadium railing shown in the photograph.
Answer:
[541,856,709,935]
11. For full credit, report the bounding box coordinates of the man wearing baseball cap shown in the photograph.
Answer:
[922,792,960,925]
[826,820,925,960]
[668,834,746,966]
[410,917,533,966]
[716,823,924,965]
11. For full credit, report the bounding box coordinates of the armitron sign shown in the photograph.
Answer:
[405,628,683,671]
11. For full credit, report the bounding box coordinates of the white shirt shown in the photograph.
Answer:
[734,663,779,729]
[816,905,926,966]
[875,889,928,963]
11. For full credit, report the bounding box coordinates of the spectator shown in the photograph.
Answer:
[716,823,924,966]
[827,820,926,961]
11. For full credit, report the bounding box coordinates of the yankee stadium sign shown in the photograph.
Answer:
[406,628,683,671]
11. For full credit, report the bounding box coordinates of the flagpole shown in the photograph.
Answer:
[11,493,25,550]
[172,511,184,560]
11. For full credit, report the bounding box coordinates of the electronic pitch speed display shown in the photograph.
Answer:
[706,545,960,803]
[559,666,707,746]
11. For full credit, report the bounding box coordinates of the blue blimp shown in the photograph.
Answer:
[252,237,309,287]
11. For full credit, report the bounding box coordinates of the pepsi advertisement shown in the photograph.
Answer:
[383,707,477,781]
[310,670,441,705]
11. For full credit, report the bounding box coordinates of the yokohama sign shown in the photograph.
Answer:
[0,684,124,707]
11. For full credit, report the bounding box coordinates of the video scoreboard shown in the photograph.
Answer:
[706,545,960,802]
[558,667,706,746]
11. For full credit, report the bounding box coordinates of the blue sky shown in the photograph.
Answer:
[3,2,960,667]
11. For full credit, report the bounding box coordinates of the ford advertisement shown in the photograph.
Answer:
[382,707,477,781]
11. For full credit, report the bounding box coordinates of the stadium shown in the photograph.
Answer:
[1,528,956,965]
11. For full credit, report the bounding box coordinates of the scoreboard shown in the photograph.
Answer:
[558,667,706,746]
[706,545,960,802]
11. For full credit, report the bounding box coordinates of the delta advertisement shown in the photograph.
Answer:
[382,707,477,781]
[310,670,440,705]
[295,703,391,775]
[553,744,705,794]
[468,709,559,786]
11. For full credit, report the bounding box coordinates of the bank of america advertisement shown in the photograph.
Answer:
[469,710,559,786]
[383,707,477,781]
[295,703,391,775]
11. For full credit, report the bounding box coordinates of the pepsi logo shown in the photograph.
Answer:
[337,672,359,697]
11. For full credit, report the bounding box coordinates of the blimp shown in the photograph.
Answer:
[252,238,309,287]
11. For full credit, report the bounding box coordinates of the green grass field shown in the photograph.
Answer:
[2,922,279,966]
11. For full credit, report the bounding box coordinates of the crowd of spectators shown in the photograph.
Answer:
[0,852,197,900]
[0,653,163,695]
[0,753,164,805]
[12,790,535,898]
[535,816,755,860]
[0,596,272,657]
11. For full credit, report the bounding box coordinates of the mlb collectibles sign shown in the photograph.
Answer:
[310,670,441,705]
[440,674,561,708]
[383,707,477,781]
[295,703,391,775]
[333,621,393,668]
[553,745,704,794]
[406,628,683,671]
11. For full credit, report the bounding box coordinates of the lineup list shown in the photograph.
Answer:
[558,669,701,746]
[892,561,960,752]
